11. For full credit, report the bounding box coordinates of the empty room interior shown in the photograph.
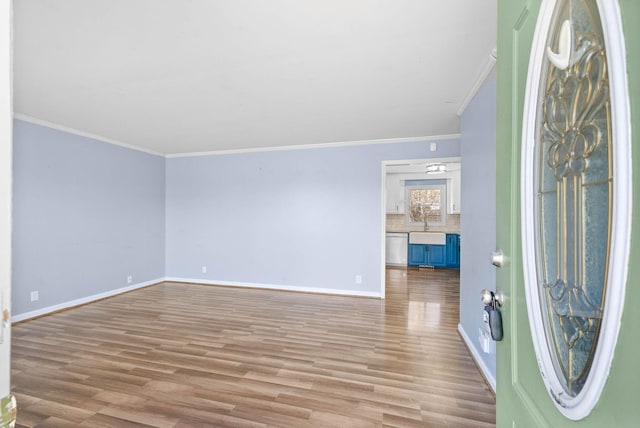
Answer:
[5,1,501,427]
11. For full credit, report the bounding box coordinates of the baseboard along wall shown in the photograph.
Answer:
[458,323,497,393]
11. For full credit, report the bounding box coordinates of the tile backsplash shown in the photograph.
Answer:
[386,213,460,234]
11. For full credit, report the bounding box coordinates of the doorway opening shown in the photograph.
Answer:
[380,157,461,297]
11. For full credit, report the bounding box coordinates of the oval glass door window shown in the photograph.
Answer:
[521,0,631,420]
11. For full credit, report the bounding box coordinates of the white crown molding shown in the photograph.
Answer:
[14,112,461,158]
[166,134,461,158]
[13,113,166,157]
[456,49,497,117]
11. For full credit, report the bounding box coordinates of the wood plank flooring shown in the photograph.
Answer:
[10,268,496,427]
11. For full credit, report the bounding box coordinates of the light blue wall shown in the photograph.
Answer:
[459,70,497,382]
[11,118,458,315]
[166,139,460,295]
[12,120,166,316]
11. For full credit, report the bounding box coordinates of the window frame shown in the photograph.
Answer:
[404,183,447,227]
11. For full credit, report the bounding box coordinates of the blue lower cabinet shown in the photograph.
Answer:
[446,234,460,268]
[427,245,446,267]
[408,244,427,266]
[408,244,446,267]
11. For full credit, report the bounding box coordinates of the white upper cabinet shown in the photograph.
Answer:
[447,169,461,214]
[385,159,461,216]
[385,174,405,214]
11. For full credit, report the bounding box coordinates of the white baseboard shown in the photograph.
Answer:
[13,277,381,323]
[12,278,164,323]
[165,277,382,298]
[458,323,496,393]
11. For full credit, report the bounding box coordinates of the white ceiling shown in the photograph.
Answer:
[13,1,496,156]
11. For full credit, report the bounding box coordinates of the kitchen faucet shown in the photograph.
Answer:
[423,206,429,231]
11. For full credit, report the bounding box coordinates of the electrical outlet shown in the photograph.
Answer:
[430,142,437,152]
[30,291,39,302]
[479,328,491,354]
[355,274,362,284]
[127,275,133,284]
[202,266,207,273]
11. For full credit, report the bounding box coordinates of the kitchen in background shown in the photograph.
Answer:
[385,159,461,269]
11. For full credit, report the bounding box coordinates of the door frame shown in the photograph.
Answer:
[379,156,460,298]
[0,0,13,404]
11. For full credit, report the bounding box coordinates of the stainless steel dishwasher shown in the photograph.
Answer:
[385,232,408,266]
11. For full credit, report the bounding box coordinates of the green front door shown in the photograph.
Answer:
[496,0,640,426]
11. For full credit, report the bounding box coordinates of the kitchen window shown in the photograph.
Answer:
[405,182,446,227]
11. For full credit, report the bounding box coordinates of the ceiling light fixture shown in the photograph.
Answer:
[426,163,446,174]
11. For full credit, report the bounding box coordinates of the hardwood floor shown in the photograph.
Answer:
[10,268,496,427]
